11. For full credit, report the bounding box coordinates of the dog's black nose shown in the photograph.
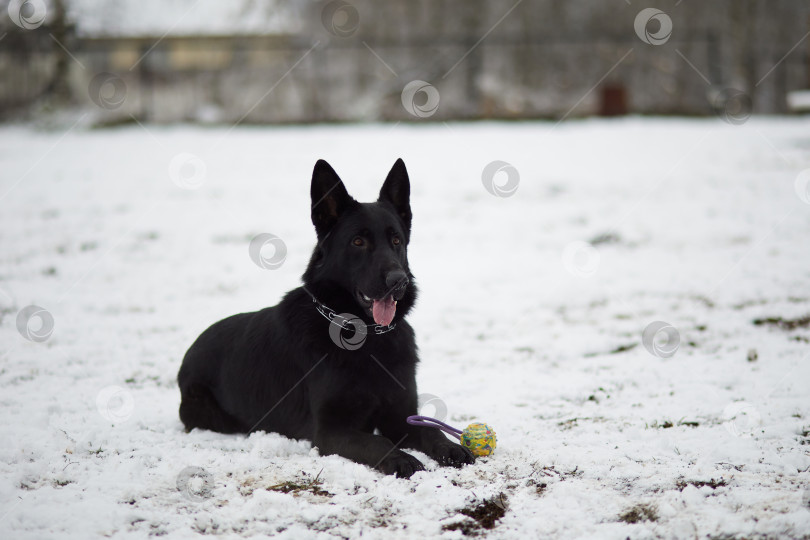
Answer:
[385,270,409,292]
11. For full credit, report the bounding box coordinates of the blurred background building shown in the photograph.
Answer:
[1,0,808,124]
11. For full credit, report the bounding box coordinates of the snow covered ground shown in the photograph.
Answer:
[1,117,809,539]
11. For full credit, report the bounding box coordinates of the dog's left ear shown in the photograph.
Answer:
[379,158,412,237]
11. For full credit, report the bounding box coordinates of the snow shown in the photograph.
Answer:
[1,117,809,539]
[64,0,301,38]
[788,91,810,113]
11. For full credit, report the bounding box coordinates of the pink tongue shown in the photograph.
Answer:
[372,296,396,326]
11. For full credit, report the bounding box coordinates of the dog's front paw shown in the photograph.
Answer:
[432,441,475,468]
[377,450,425,478]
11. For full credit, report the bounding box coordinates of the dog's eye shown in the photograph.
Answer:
[352,237,365,247]
[392,236,401,246]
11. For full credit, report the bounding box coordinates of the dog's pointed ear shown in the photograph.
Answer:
[311,159,356,237]
[379,158,412,237]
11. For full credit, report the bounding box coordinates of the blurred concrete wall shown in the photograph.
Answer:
[1,0,808,123]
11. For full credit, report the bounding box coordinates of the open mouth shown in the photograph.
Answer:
[356,290,397,327]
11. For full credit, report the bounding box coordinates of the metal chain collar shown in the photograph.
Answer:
[313,298,397,335]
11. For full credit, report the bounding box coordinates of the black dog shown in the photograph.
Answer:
[177,159,474,477]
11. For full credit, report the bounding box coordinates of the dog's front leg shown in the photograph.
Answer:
[410,424,476,467]
[313,427,425,478]
[377,399,476,468]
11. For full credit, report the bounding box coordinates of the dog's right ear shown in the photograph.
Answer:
[311,159,356,238]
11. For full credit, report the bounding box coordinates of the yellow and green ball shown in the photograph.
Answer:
[460,423,496,457]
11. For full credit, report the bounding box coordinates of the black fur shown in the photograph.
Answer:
[177,159,474,478]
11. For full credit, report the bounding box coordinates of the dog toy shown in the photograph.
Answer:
[407,415,496,457]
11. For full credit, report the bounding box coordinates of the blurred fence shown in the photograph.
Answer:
[1,0,808,123]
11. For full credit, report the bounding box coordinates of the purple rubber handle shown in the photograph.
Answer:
[407,415,462,439]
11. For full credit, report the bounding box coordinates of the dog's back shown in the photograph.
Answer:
[178,293,316,437]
